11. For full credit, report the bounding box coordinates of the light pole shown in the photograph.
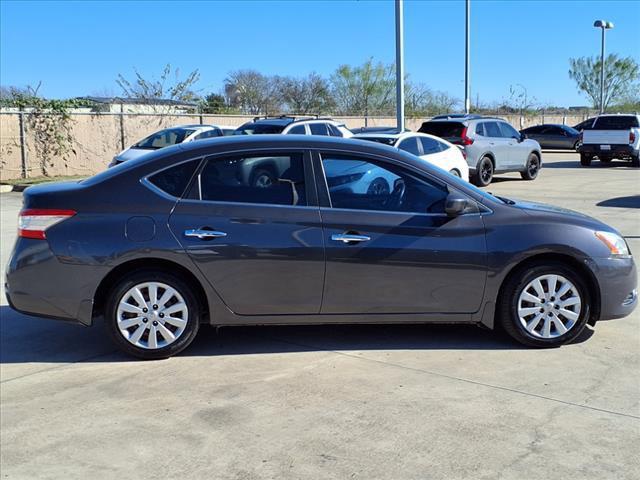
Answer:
[395,0,405,132]
[593,20,614,114]
[465,0,470,114]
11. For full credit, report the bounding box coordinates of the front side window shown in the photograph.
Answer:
[499,122,521,139]
[321,154,448,214]
[134,128,196,149]
[398,137,421,156]
[194,153,307,206]
[309,123,329,136]
[148,159,201,198]
[287,125,306,134]
[234,123,287,135]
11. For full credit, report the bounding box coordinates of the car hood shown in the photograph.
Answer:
[114,148,155,162]
[513,199,616,232]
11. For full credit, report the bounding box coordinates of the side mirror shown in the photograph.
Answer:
[519,133,526,142]
[445,193,477,217]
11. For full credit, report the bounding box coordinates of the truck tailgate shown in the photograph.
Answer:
[583,130,629,145]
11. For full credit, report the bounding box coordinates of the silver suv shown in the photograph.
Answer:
[419,115,542,186]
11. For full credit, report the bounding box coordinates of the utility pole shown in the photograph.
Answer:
[395,0,405,131]
[593,20,614,114]
[465,0,471,114]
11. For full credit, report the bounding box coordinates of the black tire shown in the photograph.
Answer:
[599,157,612,163]
[105,270,201,360]
[498,263,591,348]
[580,154,592,167]
[520,152,541,180]
[572,141,580,151]
[472,156,494,187]
[250,168,276,188]
[631,154,640,167]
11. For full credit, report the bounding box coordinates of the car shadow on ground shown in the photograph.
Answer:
[542,160,636,169]
[596,196,640,208]
[0,305,594,364]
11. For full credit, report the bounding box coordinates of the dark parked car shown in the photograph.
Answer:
[520,124,580,150]
[573,117,597,132]
[6,136,637,359]
[350,126,411,134]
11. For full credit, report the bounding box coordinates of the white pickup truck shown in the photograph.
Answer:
[578,114,640,167]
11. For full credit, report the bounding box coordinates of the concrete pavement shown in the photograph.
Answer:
[1,152,638,480]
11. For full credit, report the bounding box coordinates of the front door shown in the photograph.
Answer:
[169,150,325,315]
[315,152,487,314]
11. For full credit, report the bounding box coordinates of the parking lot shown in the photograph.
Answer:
[1,151,638,479]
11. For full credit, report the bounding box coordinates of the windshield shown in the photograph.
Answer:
[134,128,196,150]
[354,136,397,146]
[233,123,286,135]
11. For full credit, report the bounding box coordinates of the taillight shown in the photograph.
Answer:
[18,209,76,239]
[630,131,636,144]
[460,127,474,145]
[579,131,583,143]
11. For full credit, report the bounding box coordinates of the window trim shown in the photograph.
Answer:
[397,136,424,156]
[182,148,318,208]
[312,149,452,215]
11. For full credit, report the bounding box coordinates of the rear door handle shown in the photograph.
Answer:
[331,233,370,244]
[184,229,227,240]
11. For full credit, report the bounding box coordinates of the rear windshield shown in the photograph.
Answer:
[134,128,196,149]
[418,121,465,138]
[593,116,639,130]
[234,123,286,135]
[354,136,396,146]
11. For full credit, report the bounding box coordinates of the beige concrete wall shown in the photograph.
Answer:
[0,112,590,181]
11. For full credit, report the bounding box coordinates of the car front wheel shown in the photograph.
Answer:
[520,153,540,180]
[580,154,592,166]
[498,263,590,347]
[105,270,201,359]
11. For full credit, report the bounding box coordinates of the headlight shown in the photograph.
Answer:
[595,231,630,256]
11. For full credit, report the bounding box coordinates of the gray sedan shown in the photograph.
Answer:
[6,136,637,359]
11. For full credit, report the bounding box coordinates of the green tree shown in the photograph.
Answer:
[279,73,335,114]
[330,58,395,116]
[569,55,639,111]
[200,93,230,114]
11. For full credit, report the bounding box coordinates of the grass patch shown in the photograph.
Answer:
[1,175,87,186]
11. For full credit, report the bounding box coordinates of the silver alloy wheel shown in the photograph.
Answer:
[116,282,188,350]
[449,169,461,177]
[517,274,581,339]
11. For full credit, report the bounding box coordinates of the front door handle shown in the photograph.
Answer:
[184,229,227,240]
[331,233,371,244]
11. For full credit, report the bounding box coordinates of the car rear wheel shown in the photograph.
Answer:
[105,270,201,359]
[631,154,640,167]
[251,168,276,188]
[498,263,590,347]
[472,157,494,187]
[600,157,612,163]
[580,154,592,166]
[520,153,540,180]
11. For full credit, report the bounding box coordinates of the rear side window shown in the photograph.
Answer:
[148,159,200,198]
[593,116,639,130]
[309,123,330,136]
[418,121,465,139]
[420,137,445,154]
[484,122,502,137]
[475,123,486,136]
[193,153,307,206]
[328,124,344,137]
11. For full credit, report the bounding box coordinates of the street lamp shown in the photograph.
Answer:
[593,20,614,114]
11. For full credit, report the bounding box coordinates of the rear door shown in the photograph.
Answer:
[314,150,487,314]
[168,150,325,315]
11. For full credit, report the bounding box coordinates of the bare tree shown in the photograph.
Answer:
[224,69,282,115]
[279,73,334,114]
[115,64,200,111]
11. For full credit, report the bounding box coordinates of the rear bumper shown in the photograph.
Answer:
[578,144,636,157]
[589,256,638,320]
[5,238,104,326]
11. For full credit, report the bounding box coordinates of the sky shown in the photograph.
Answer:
[1,0,639,107]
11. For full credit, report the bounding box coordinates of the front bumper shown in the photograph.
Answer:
[588,255,638,320]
